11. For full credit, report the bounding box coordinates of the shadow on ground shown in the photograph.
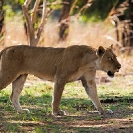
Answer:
[0,94,133,132]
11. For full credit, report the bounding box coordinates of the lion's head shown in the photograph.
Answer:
[96,45,121,77]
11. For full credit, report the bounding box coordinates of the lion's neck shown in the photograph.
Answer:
[95,59,101,70]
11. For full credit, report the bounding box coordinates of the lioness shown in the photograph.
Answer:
[0,44,121,116]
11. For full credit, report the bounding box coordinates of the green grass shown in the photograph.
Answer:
[0,75,133,132]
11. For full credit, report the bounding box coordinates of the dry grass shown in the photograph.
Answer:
[4,15,116,48]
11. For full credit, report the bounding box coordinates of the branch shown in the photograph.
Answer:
[36,0,46,41]
[23,0,31,8]
[31,0,40,23]
[22,0,47,46]
[70,0,78,15]
[22,5,35,46]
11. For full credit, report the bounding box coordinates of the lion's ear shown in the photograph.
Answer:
[110,44,113,49]
[97,46,105,57]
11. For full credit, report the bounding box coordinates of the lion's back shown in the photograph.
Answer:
[56,45,97,76]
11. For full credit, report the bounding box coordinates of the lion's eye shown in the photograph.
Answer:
[108,57,113,61]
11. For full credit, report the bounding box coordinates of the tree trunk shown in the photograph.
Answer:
[22,0,46,46]
[128,0,133,47]
[58,0,72,41]
[0,0,4,46]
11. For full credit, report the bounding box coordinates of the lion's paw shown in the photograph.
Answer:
[57,110,66,116]
[106,109,113,114]
[17,109,30,113]
[53,110,66,116]
[98,109,113,115]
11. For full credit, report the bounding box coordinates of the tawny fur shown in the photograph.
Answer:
[0,45,121,115]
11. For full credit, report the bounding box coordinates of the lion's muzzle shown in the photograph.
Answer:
[117,64,121,72]
[107,64,121,78]
[107,71,114,78]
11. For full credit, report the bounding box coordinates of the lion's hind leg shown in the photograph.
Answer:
[52,78,66,116]
[10,74,29,113]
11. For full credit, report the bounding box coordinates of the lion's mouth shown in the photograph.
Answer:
[107,71,114,78]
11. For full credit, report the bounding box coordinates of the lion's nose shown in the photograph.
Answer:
[117,65,121,69]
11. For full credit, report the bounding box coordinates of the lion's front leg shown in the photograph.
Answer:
[81,71,113,114]
[82,77,104,114]
[52,78,66,116]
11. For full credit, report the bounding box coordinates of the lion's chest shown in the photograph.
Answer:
[68,63,95,82]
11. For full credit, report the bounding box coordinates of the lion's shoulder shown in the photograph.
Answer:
[57,45,97,73]
[63,45,97,61]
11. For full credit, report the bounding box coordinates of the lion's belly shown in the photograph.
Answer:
[25,69,55,82]
[36,74,54,81]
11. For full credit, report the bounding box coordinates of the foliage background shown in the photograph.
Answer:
[4,0,125,22]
